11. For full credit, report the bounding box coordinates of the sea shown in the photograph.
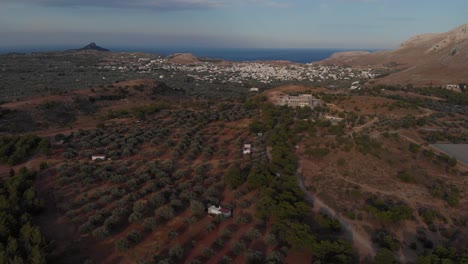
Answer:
[0,46,379,64]
[113,47,378,64]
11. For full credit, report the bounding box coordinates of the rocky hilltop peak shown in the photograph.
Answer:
[74,42,110,52]
[427,23,468,53]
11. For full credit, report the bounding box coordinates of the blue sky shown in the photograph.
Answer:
[0,0,466,49]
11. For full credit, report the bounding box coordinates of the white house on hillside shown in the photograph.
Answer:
[208,205,231,217]
[243,144,252,155]
[91,154,106,161]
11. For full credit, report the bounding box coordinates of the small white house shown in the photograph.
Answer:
[249,87,260,92]
[243,144,252,155]
[208,205,231,217]
[91,154,106,161]
[446,84,461,92]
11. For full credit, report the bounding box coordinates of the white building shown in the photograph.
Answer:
[208,205,231,217]
[243,144,252,155]
[277,94,322,108]
[446,84,462,92]
[91,155,106,161]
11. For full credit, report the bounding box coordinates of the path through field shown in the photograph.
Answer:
[295,159,376,261]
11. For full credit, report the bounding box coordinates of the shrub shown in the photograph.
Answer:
[245,250,263,263]
[92,226,110,239]
[133,201,148,214]
[205,223,215,233]
[409,143,420,154]
[374,248,397,264]
[397,171,417,183]
[115,238,130,252]
[315,214,342,233]
[218,256,232,264]
[365,197,413,223]
[127,230,142,245]
[143,217,158,231]
[266,251,283,263]
[168,230,178,240]
[202,247,215,258]
[419,208,438,225]
[246,228,261,241]
[231,241,246,255]
[168,244,184,259]
[265,234,278,246]
[156,205,175,220]
[128,213,143,223]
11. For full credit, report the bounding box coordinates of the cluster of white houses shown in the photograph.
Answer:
[277,94,322,108]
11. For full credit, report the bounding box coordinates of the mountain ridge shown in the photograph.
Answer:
[317,24,468,87]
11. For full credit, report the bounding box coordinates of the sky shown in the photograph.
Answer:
[0,0,467,50]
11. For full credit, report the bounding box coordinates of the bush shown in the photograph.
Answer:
[202,247,215,258]
[374,248,397,264]
[156,205,175,220]
[218,256,232,264]
[245,250,263,263]
[313,239,354,264]
[168,244,184,259]
[365,197,413,223]
[224,163,245,189]
[115,238,130,252]
[231,241,246,255]
[397,171,417,183]
[265,234,278,246]
[419,208,438,225]
[190,200,205,217]
[143,217,158,231]
[127,230,142,246]
[92,226,110,239]
[315,214,342,233]
[409,143,421,154]
[246,228,261,241]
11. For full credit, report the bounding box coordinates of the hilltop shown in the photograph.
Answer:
[318,24,468,87]
[70,42,110,52]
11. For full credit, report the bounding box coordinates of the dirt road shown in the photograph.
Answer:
[296,160,376,261]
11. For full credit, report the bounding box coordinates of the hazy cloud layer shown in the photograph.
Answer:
[3,0,225,9]
[3,0,289,9]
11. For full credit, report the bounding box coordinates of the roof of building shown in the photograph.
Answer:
[220,208,231,214]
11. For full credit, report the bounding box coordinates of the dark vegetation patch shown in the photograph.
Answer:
[0,167,47,263]
[0,134,49,166]
[0,108,38,133]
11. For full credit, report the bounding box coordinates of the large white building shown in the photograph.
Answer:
[277,94,322,108]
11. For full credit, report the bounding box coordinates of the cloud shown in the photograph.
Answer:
[2,0,225,10]
[247,0,290,8]
[2,0,290,10]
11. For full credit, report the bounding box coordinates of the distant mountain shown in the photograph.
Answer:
[70,42,110,52]
[317,24,468,87]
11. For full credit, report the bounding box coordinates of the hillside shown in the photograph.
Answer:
[318,24,468,87]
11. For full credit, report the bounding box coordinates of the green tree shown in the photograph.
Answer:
[375,248,397,264]
[224,163,245,189]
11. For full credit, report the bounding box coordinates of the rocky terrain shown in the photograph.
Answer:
[318,24,468,87]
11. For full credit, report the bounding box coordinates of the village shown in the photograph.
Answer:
[97,53,378,87]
